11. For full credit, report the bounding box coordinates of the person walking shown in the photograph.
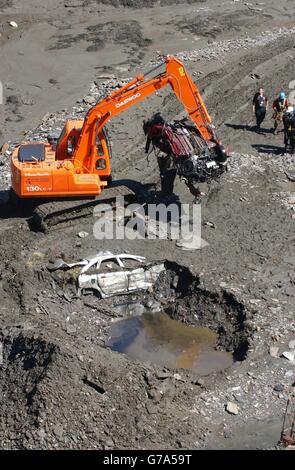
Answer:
[283,106,295,153]
[272,91,289,135]
[252,87,268,132]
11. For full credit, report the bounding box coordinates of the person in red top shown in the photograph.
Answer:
[272,91,289,134]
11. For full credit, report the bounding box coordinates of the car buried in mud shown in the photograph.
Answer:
[48,251,165,298]
[77,252,165,298]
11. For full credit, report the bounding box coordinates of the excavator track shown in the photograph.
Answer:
[31,180,148,232]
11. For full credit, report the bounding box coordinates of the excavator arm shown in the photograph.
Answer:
[69,56,217,172]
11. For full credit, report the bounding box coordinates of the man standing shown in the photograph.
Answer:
[252,87,268,131]
[272,91,289,135]
[283,106,295,153]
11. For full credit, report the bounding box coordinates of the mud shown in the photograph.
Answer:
[50,21,151,60]
[1,0,295,451]
[91,0,206,8]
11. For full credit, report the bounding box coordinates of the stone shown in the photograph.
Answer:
[147,388,162,403]
[155,371,170,380]
[195,378,205,387]
[1,143,9,154]
[173,373,184,381]
[146,403,157,415]
[77,231,89,238]
[175,235,208,251]
[250,73,261,80]
[269,346,279,358]
[96,74,116,81]
[64,0,84,7]
[273,383,284,392]
[38,428,46,439]
[83,95,96,105]
[66,324,76,334]
[285,370,295,378]
[9,21,18,28]
[53,424,63,437]
[226,402,239,415]
[204,221,215,228]
[282,351,295,362]
[288,340,295,350]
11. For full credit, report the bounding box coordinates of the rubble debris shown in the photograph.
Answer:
[194,378,205,387]
[0,143,10,154]
[282,351,295,362]
[204,221,216,229]
[269,346,279,358]
[175,235,208,251]
[285,172,295,182]
[274,384,285,392]
[66,323,76,334]
[64,0,84,7]
[77,231,89,239]
[47,258,87,271]
[9,21,18,28]
[83,95,96,105]
[250,73,261,80]
[225,402,239,415]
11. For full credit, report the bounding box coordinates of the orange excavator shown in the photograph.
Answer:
[10,55,227,230]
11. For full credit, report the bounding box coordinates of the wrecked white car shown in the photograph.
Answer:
[78,253,165,298]
[49,251,165,298]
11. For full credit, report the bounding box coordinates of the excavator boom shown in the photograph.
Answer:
[70,56,216,172]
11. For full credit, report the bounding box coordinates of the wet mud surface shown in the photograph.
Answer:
[0,0,295,450]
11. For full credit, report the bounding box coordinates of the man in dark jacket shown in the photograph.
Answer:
[252,87,268,131]
[283,106,295,153]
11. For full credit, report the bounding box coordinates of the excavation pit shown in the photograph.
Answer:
[105,262,251,372]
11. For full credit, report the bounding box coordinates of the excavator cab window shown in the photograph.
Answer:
[96,135,104,156]
[67,139,74,157]
[67,135,77,157]
[96,158,106,170]
[95,129,108,170]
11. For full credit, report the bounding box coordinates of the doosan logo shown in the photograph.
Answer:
[115,92,141,108]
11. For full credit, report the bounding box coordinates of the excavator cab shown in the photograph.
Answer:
[11,120,111,198]
[55,120,111,178]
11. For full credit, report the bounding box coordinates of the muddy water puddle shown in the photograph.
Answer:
[106,308,232,375]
